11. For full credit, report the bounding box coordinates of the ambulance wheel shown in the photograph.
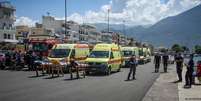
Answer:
[106,67,111,75]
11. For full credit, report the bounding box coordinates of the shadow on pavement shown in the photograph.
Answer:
[171,80,182,83]
[63,77,85,81]
[43,76,61,79]
[28,75,46,78]
[194,83,201,86]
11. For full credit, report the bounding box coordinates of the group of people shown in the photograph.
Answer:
[154,52,200,88]
[126,53,169,81]
[0,49,42,71]
[174,53,195,88]
[126,52,201,88]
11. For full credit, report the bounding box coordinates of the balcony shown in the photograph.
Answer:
[0,29,16,33]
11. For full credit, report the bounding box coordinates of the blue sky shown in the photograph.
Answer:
[10,0,110,21]
[10,0,201,26]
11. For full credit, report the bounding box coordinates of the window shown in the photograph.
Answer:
[7,34,11,39]
[9,24,12,29]
[70,49,75,58]
[4,33,7,39]
[3,23,6,29]
[89,51,109,58]
[110,52,114,59]
[49,49,71,58]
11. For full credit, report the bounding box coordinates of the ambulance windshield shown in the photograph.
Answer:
[89,51,109,58]
[49,49,71,58]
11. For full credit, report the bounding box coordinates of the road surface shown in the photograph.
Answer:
[0,62,159,101]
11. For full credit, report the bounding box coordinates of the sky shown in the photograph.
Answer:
[6,0,201,27]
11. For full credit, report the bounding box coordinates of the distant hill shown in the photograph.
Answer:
[93,4,201,49]
[128,4,201,49]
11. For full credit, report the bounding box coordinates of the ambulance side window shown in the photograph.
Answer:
[70,49,75,58]
[110,52,114,59]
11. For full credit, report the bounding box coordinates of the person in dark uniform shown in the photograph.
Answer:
[154,53,161,73]
[69,57,79,79]
[162,52,169,73]
[127,55,138,80]
[175,53,184,82]
[184,54,194,88]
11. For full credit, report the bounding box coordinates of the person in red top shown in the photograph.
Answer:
[197,61,201,83]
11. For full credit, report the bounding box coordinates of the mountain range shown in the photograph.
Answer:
[93,4,201,49]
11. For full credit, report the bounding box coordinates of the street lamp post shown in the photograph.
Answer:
[123,20,126,35]
[65,0,67,35]
[107,8,110,33]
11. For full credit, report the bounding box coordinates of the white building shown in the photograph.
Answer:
[101,31,113,44]
[0,1,18,43]
[42,16,63,33]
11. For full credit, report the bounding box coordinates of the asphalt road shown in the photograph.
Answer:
[0,62,159,101]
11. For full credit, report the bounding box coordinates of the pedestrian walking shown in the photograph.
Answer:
[175,53,184,82]
[127,55,138,80]
[154,53,161,73]
[162,52,169,73]
[184,54,194,88]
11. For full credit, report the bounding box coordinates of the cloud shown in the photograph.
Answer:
[15,16,38,27]
[66,0,201,26]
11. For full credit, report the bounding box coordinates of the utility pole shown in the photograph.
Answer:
[107,8,110,33]
[123,20,125,35]
[65,0,67,35]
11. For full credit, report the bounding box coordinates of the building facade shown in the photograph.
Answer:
[0,1,17,43]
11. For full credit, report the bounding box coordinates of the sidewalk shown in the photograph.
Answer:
[178,67,201,101]
[142,64,201,101]
[142,65,179,101]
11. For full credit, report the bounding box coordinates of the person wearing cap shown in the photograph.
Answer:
[127,55,138,80]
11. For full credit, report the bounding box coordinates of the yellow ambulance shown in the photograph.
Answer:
[121,46,139,67]
[48,44,90,64]
[85,43,122,75]
[139,47,151,64]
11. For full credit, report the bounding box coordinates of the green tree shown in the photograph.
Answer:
[171,44,183,52]
[195,45,201,54]
[181,46,189,52]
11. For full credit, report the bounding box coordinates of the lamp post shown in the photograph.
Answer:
[123,20,126,35]
[65,0,67,35]
[107,8,110,33]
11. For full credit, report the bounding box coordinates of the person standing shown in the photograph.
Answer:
[162,52,169,73]
[16,51,22,67]
[184,54,194,88]
[127,55,138,80]
[154,53,161,73]
[175,53,184,82]
[69,57,79,79]
[5,51,11,68]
